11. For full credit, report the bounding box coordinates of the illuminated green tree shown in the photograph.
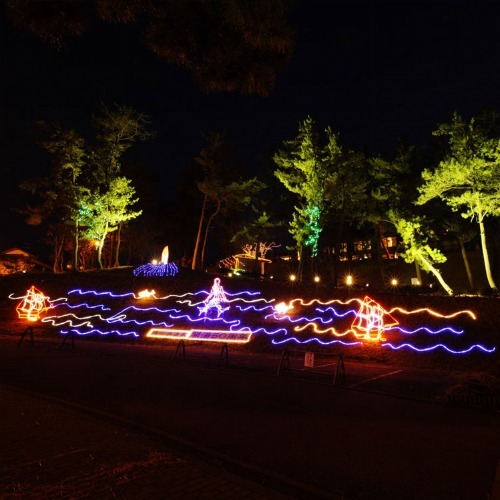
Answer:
[417,112,500,291]
[91,104,153,266]
[19,105,151,271]
[274,116,367,282]
[19,124,89,272]
[390,212,453,296]
[273,117,324,278]
[79,177,142,269]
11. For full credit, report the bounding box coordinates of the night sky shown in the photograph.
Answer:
[3,1,500,252]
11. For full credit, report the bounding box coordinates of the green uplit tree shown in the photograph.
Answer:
[417,112,500,291]
[390,212,453,296]
[91,103,154,267]
[19,124,89,272]
[19,105,151,271]
[274,116,367,283]
[273,116,325,280]
[79,177,142,269]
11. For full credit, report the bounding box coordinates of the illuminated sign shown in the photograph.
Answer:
[146,327,252,343]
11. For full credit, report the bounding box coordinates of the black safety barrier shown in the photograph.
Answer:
[276,348,346,385]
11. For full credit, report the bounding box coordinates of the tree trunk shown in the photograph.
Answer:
[458,238,475,291]
[73,220,79,271]
[97,223,108,270]
[418,255,453,296]
[479,218,497,290]
[53,230,65,274]
[414,261,422,284]
[254,242,260,275]
[192,193,208,271]
[201,199,220,271]
[113,223,122,268]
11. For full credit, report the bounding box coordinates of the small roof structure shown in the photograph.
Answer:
[1,248,31,257]
[233,253,272,275]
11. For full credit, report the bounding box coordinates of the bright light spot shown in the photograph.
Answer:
[275,301,293,315]
[346,275,353,286]
[314,275,320,283]
[289,274,296,282]
[391,278,398,286]
[151,259,158,265]
[137,289,156,299]
[161,245,169,264]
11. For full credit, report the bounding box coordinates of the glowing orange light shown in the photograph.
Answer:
[289,274,296,282]
[346,275,353,286]
[16,286,51,322]
[137,289,156,299]
[314,275,320,283]
[275,301,293,315]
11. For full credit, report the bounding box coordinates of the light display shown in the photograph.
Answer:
[137,289,157,299]
[147,327,252,343]
[133,245,179,277]
[23,278,494,355]
[351,296,398,341]
[198,278,229,317]
[15,286,52,322]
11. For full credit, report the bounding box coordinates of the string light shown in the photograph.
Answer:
[15,286,51,322]
[17,283,494,355]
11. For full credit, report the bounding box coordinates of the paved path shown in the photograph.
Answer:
[1,334,499,499]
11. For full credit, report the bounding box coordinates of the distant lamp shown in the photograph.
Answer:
[289,274,297,282]
[391,278,398,287]
[314,275,320,283]
[151,259,158,265]
[346,275,353,286]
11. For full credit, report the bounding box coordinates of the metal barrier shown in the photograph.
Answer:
[173,340,229,366]
[276,348,346,385]
[16,325,75,350]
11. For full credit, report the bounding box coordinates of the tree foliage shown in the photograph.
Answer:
[417,111,500,290]
[191,132,265,270]
[389,212,453,296]
[6,0,295,96]
[19,104,152,271]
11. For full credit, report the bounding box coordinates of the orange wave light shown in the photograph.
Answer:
[351,296,399,341]
[16,285,51,322]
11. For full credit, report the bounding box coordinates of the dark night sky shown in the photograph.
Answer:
[3,1,500,252]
